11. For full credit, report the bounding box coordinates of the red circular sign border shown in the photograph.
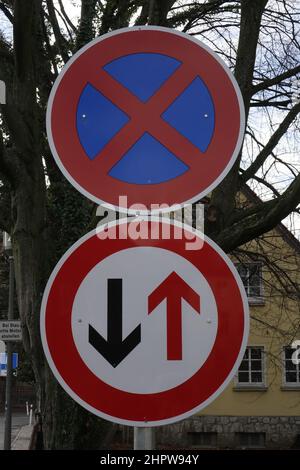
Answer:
[41,219,249,426]
[47,27,245,213]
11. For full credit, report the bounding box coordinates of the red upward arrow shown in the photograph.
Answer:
[148,272,200,361]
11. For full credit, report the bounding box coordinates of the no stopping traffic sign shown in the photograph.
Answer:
[47,27,245,214]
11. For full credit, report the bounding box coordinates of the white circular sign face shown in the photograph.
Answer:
[41,219,249,427]
[72,247,218,394]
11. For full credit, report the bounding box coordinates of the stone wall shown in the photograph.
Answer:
[156,415,300,449]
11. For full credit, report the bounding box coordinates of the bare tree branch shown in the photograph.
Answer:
[45,0,70,63]
[252,65,300,96]
[168,0,229,30]
[40,6,58,77]
[216,176,300,252]
[250,99,291,108]
[58,0,77,34]
[0,1,13,23]
[242,173,281,197]
[208,0,268,235]
[241,101,300,184]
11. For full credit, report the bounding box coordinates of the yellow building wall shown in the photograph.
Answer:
[198,224,300,417]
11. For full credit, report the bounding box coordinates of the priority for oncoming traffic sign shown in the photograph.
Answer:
[41,219,249,426]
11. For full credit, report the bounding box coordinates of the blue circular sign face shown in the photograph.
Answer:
[47,27,245,214]
[76,52,215,185]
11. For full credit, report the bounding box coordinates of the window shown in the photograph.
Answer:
[236,347,265,387]
[283,346,300,386]
[236,263,263,301]
[187,432,217,448]
[236,432,265,449]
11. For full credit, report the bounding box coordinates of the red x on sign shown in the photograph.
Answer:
[47,27,245,213]
[88,63,202,172]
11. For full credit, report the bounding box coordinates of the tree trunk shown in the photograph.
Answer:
[6,0,113,449]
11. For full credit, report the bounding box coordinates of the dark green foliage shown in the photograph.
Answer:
[47,180,94,260]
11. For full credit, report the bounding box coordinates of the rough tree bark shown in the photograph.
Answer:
[0,0,112,449]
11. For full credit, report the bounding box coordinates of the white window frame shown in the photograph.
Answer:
[235,262,264,305]
[234,346,267,390]
[282,346,300,389]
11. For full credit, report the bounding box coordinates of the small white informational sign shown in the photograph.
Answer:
[0,320,22,341]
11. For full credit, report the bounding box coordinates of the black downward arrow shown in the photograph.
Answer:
[88,279,141,367]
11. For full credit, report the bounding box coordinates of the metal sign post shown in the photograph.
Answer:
[3,255,15,450]
[134,427,155,450]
